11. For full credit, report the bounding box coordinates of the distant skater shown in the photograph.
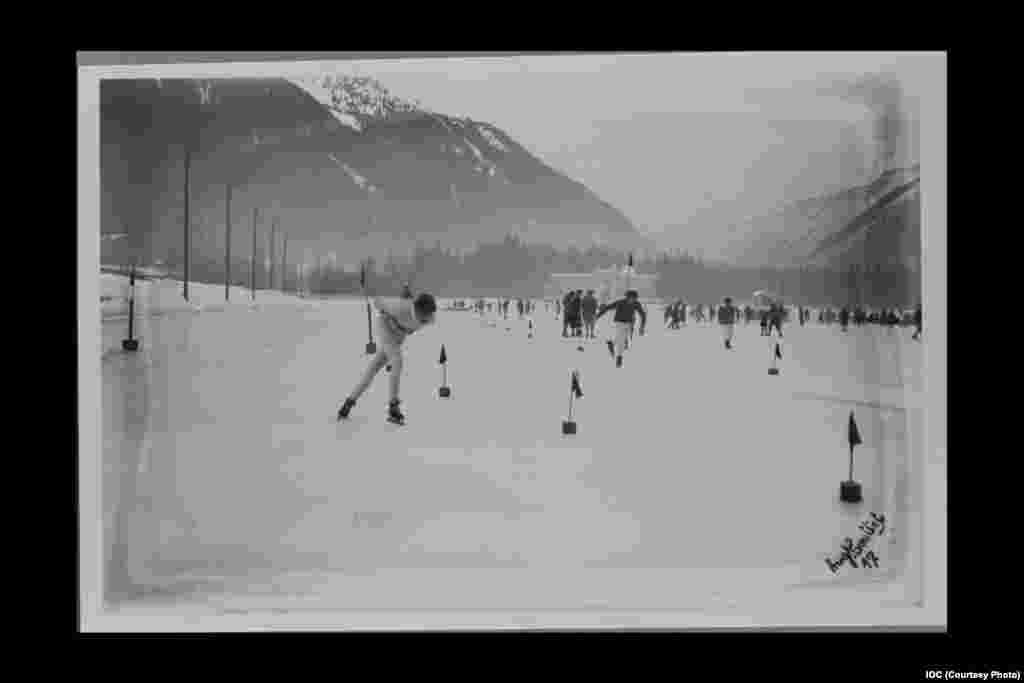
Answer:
[337,286,438,425]
[912,303,922,340]
[596,289,647,368]
[768,303,784,338]
[718,296,738,349]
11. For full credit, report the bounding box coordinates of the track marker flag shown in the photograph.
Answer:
[362,261,376,355]
[840,411,865,503]
[438,345,451,398]
[848,411,862,460]
[563,370,583,434]
[769,340,781,374]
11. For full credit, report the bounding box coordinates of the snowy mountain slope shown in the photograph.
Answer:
[718,165,921,269]
[100,76,651,267]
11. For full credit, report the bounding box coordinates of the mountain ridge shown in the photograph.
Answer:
[100,76,653,270]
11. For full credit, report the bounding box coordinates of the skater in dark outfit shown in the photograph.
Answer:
[760,308,769,336]
[912,303,923,340]
[575,290,586,337]
[337,287,438,425]
[718,296,738,349]
[839,306,850,332]
[668,300,682,329]
[567,290,583,337]
[596,289,647,368]
[768,303,784,338]
[582,290,598,339]
[561,291,573,337]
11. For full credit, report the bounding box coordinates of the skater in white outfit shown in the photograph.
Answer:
[337,286,438,424]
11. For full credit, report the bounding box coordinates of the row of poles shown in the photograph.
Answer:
[180,140,305,306]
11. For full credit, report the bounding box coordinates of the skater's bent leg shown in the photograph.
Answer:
[350,350,388,400]
[386,347,404,403]
[614,323,628,357]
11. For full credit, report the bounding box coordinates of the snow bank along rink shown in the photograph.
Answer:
[100,290,926,612]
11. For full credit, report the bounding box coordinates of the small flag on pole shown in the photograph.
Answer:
[848,411,862,448]
[439,344,447,365]
[775,343,782,360]
[840,410,864,502]
[571,370,584,399]
[628,253,633,269]
[360,262,366,289]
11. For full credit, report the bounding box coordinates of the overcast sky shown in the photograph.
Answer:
[123,52,936,254]
[315,53,929,248]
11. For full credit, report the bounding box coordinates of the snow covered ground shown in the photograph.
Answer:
[100,297,925,612]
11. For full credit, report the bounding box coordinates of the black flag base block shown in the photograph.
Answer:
[768,367,780,375]
[562,419,577,435]
[122,339,140,352]
[577,345,584,352]
[439,386,451,398]
[839,480,863,503]
[365,341,377,355]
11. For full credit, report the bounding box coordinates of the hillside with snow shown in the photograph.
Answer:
[100,76,651,270]
[716,164,921,271]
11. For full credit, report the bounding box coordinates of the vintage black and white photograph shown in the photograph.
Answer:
[79,51,946,631]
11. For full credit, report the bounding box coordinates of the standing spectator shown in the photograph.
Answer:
[572,290,585,337]
[582,290,599,338]
[561,290,573,337]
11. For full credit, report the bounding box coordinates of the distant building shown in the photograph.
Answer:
[546,266,658,303]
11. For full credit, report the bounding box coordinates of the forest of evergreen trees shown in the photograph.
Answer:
[112,232,920,309]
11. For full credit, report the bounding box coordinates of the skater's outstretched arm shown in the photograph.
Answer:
[595,299,620,321]
[634,302,647,333]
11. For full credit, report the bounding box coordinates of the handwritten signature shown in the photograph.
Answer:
[825,512,887,573]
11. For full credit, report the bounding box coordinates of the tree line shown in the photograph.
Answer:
[111,232,920,308]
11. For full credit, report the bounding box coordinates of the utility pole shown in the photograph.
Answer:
[183,145,191,301]
[282,234,289,294]
[269,217,277,292]
[251,207,259,301]
[224,184,232,301]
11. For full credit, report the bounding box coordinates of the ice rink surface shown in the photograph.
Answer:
[100,295,925,610]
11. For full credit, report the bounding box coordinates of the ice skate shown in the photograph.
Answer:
[616,355,623,368]
[337,397,356,421]
[387,399,405,425]
[606,339,615,357]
